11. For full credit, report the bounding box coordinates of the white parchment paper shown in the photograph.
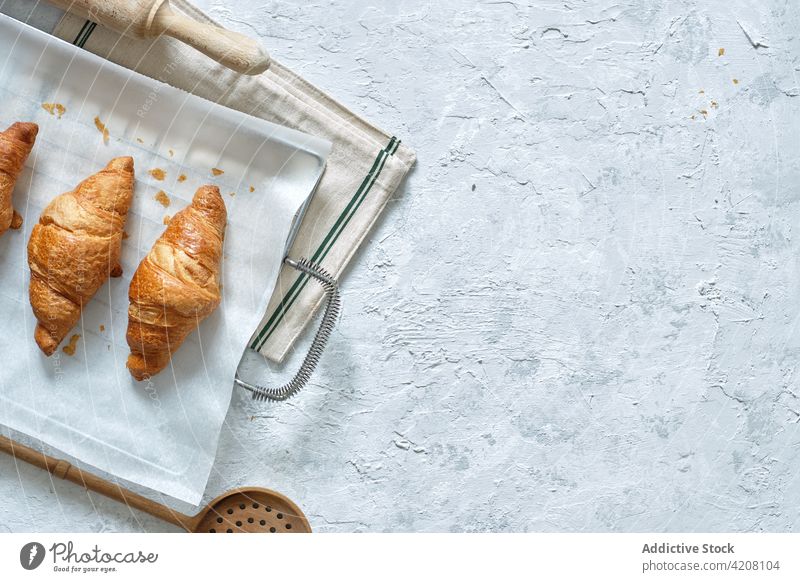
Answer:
[0,16,330,505]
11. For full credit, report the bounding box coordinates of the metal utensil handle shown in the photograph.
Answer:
[235,257,341,401]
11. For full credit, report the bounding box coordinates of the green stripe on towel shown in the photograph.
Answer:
[73,21,97,48]
[250,136,401,351]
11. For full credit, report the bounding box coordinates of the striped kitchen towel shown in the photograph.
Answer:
[54,1,415,363]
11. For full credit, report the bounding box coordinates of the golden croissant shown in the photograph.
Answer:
[126,185,227,381]
[28,157,135,355]
[0,122,38,236]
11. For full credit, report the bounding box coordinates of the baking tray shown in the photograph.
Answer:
[0,13,331,505]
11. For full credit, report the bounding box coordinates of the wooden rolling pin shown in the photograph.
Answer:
[48,0,270,75]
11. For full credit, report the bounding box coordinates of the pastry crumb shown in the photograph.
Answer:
[122,230,130,240]
[163,215,171,225]
[63,334,81,356]
[99,324,105,332]
[155,190,171,207]
[178,174,187,183]
[229,192,235,197]
[94,117,110,144]
[733,78,739,85]
[42,102,66,119]
[168,149,175,157]
[718,47,725,56]
[136,137,144,144]
[249,186,255,193]
[211,167,224,176]
[149,168,166,181]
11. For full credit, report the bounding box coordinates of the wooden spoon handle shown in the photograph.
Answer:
[152,6,270,75]
[0,434,195,531]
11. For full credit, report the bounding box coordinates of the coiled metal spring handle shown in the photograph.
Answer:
[234,257,341,402]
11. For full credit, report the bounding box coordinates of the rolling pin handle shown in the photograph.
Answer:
[153,6,271,75]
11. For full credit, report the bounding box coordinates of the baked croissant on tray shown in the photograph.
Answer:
[0,122,38,237]
[126,185,227,381]
[28,157,135,355]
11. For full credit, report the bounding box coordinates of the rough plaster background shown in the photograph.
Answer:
[1,0,799,532]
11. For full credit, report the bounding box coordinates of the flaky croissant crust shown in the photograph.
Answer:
[28,156,135,355]
[126,185,227,381]
[0,122,38,236]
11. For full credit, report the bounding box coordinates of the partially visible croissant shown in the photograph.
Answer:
[28,157,135,355]
[126,185,227,381]
[0,122,38,236]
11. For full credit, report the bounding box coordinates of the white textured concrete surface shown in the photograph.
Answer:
[1,0,800,532]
